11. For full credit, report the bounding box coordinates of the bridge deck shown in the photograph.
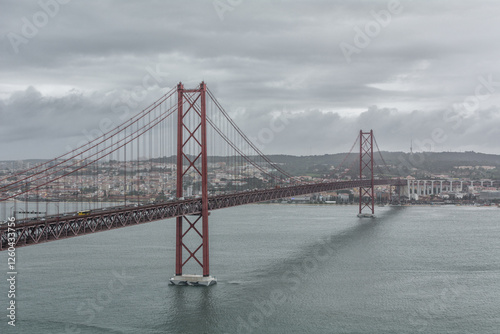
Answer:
[1,179,403,250]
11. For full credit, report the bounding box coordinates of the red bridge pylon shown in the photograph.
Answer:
[170,82,216,286]
[358,129,375,218]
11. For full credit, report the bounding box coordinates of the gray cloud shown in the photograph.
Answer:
[234,104,500,155]
[1,0,500,159]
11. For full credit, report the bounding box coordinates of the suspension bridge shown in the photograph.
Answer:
[0,82,405,285]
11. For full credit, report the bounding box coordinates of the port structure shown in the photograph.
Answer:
[358,130,375,218]
[170,82,216,286]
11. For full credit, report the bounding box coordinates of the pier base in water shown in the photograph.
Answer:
[169,274,217,286]
[357,213,376,218]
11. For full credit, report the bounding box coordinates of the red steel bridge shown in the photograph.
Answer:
[0,82,404,285]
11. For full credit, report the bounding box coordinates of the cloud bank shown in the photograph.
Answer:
[1,0,500,159]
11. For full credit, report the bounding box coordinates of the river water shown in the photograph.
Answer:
[1,204,499,333]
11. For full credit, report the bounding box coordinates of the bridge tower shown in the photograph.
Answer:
[170,82,216,286]
[358,129,375,218]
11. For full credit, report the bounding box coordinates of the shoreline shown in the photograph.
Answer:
[254,202,499,208]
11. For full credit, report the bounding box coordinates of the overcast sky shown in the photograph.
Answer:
[1,0,500,160]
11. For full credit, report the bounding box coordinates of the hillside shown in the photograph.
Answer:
[265,151,500,179]
[2,151,499,179]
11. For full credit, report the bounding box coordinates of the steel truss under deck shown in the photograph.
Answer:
[1,179,405,250]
